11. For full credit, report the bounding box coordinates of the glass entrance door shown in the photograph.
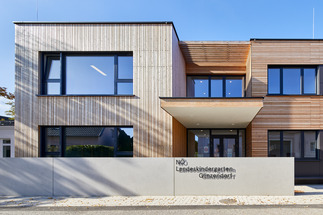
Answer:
[212,136,238,157]
[223,138,236,157]
[213,138,221,157]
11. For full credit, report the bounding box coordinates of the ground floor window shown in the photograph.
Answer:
[187,129,245,157]
[268,130,318,159]
[40,126,133,157]
[0,139,12,157]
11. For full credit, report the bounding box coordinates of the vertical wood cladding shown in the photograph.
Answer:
[15,23,175,157]
[251,41,323,157]
[171,29,186,97]
[172,118,187,157]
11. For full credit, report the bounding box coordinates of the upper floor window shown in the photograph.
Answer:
[41,52,133,95]
[268,66,317,95]
[187,76,244,98]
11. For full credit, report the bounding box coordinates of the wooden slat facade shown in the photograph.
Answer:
[15,22,323,162]
[15,23,180,157]
[172,118,187,157]
[250,40,323,157]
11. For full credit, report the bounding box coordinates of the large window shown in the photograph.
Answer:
[41,52,133,95]
[187,76,244,98]
[268,131,318,159]
[268,66,317,95]
[40,126,133,157]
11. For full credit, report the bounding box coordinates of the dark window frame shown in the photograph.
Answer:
[40,52,133,96]
[268,130,319,160]
[186,128,246,157]
[186,75,245,98]
[267,65,317,95]
[39,126,133,157]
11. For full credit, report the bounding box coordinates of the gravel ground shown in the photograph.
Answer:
[0,185,322,207]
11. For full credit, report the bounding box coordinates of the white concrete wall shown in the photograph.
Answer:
[174,158,294,196]
[0,158,294,196]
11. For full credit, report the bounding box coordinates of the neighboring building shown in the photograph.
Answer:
[14,22,323,183]
[0,116,14,157]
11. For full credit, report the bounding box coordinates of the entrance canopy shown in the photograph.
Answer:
[160,98,263,128]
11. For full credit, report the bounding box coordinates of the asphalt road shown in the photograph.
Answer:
[1,205,323,215]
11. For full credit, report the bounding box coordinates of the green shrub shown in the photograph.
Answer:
[65,145,114,157]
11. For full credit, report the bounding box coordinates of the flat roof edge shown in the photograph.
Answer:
[13,21,174,24]
[251,38,323,41]
[13,21,180,41]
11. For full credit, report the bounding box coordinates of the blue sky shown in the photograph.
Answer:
[1,0,323,116]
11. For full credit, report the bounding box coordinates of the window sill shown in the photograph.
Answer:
[36,94,136,97]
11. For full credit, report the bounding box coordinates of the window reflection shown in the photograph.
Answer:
[42,53,133,95]
[283,131,301,158]
[187,130,210,157]
[226,78,242,97]
[66,56,115,95]
[268,66,317,95]
[304,68,316,94]
[188,129,245,157]
[187,76,244,98]
[211,78,222,97]
[118,56,133,79]
[268,132,280,157]
[283,68,301,94]
[304,131,316,158]
[42,126,133,157]
[187,77,209,97]
[268,68,280,94]
[268,131,317,159]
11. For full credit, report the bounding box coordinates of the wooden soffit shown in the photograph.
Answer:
[179,41,250,67]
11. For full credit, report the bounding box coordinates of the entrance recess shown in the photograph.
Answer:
[187,129,244,157]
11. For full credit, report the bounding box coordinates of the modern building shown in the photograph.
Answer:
[0,116,14,158]
[14,22,323,183]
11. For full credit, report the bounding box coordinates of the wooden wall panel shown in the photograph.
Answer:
[15,23,174,157]
[172,117,187,157]
[186,65,245,75]
[245,49,252,97]
[251,41,323,97]
[172,29,186,97]
[251,96,323,157]
[250,41,323,157]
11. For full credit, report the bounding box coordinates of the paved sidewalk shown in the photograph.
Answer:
[0,185,323,207]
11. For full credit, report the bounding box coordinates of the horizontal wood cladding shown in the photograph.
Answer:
[250,41,323,157]
[251,41,323,97]
[15,24,175,157]
[251,96,323,157]
[172,117,187,157]
[186,65,246,75]
[179,41,250,66]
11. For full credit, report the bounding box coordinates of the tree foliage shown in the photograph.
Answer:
[0,87,15,119]
[0,87,14,100]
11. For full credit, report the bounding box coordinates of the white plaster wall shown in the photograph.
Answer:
[0,126,15,157]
